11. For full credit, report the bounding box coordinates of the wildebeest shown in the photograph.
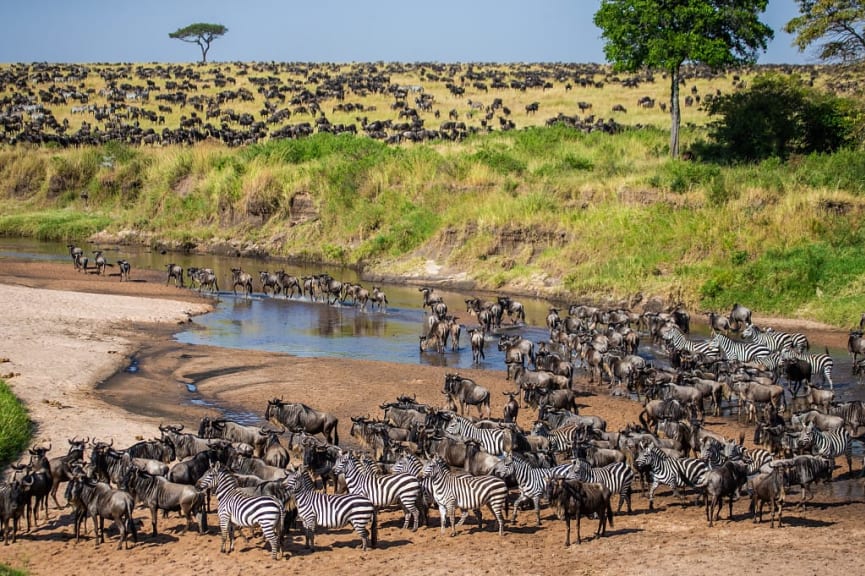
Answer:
[120,467,206,536]
[728,303,752,332]
[748,464,786,527]
[117,260,131,281]
[0,478,29,544]
[166,263,184,287]
[443,373,491,418]
[544,477,613,546]
[265,399,340,445]
[704,460,749,527]
[65,475,138,549]
[198,417,268,457]
[231,267,254,297]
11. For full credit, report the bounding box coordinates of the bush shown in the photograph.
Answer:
[700,74,862,162]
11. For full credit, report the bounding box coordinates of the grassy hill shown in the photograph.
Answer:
[1,62,864,327]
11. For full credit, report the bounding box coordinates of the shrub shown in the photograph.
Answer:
[701,74,862,162]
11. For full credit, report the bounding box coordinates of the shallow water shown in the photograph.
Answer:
[3,237,864,399]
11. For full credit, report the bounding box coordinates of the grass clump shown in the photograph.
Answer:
[0,379,31,468]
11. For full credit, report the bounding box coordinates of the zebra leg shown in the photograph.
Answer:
[438,504,449,535]
[353,520,370,550]
[218,517,229,553]
[512,493,527,522]
[533,496,542,526]
[456,509,470,529]
[647,482,658,510]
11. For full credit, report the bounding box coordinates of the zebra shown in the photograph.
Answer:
[420,455,508,536]
[501,453,575,526]
[709,332,771,362]
[570,458,635,514]
[529,421,580,454]
[797,422,852,476]
[659,325,721,360]
[195,462,285,560]
[391,453,433,527]
[742,324,808,353]
[444,415,509,455]
[634,442,709,510]
[781,347,834,390]
[282,467,377,551]
[331,452,422,531]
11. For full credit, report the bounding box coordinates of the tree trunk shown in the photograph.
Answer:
[669,65,681,158]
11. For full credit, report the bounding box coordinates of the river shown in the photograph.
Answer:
[1,237,862,402]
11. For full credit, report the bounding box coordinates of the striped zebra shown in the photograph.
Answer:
[782,347,834,390]
[282,467,377,551]
[444,415,509,455]
[709,332,771,362]
[634,442,709,510]
[195,463,285,560]
[392,453,433,527]
[742,324,808,353]
[529,421,580,453]
[659,325,721,360]
[332,452,422,531]
[501,453,575,526]
[797,422,852,476]
[420,455,508,536]
[700,437,772,475]
[570,458,635,513]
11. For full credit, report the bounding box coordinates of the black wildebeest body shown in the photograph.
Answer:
[65,476,137,549]
[728,303,752,332]
[748,465,786,527]
[121,467,206,536]
[443,373,491,418]
[198,417,268,457]
[544,477,613,546]
[0,479,29,544]
[231,267,254,297]
[704,460,749,527]
[166,263,184,287]
[48,437,86,509]
[265,399,340,445]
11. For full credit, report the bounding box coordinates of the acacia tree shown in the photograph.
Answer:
[169,23,228,63]
[594,1,773,158]
[785,1,865,63]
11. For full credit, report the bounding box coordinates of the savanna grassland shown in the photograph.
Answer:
[2,61,865,326]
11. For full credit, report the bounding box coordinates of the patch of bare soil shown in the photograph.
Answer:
[0,260,863,576]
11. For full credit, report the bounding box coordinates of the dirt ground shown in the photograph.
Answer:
[0,260,863,576]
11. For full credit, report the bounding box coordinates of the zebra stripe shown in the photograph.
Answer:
[570,458,635,513]
[444,415,508,455]
[332,452,422,531]
[829,401,865,432]
[195,463,284,559]
[502,453,575,525]
[282,468,377,551]
[782,348,834,389]
[797,423,851,475]
[634,443,708,509]
[710,332,771,362]
[742,324,809,353]
[660,325,721,359]
[420,455,508,536]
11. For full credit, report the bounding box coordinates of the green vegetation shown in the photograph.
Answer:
[2,63,865,328]
[0,379,31,468]
[2,126,865,327]
[0,565,28,576]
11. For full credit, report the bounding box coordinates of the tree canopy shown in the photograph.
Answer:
[169,23,228,63]
[594,0,773,157]
[785,0,865,63]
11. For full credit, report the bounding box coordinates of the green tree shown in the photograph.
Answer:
[786,1,865,63]
[594,1,773,158]
[169,23,228,63]
[700,73,859,161]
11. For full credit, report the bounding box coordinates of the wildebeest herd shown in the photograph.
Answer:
[2,252,865,558]
[0,61,835,148]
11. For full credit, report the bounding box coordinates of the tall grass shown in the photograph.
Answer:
[2,126,865,326]
[0,379,31,468]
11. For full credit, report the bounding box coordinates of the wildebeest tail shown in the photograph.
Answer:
[606,498,614,529]
[371,509,378,548]
[126,500,139,544]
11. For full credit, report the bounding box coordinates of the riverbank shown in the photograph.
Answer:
[0,259,863,576]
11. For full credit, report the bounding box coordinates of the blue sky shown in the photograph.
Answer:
[0,0,813,64]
